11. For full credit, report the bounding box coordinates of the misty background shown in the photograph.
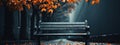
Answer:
[0,0,120,40]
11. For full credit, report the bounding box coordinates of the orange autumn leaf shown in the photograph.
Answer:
[62,0,66,2]
[85,0,89,2]
[95,0,100,4]
[91,0,95,5]
[52,5,58,9]
[91,0,100,5]
[26,4,31,10]
[48,9,53,14]
[41,8,46,12]
[67,0,76,3]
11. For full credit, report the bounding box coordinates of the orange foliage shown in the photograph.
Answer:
[67,0,77,3]
[91,0,95,5]
[0,0,100,14]
[48,9,54,14]
[91,0,100,5]
[41,8,46,12]
[95,0,100,4]
[85,0,89,2]
[26,4,31,10]
[62,0,66,2]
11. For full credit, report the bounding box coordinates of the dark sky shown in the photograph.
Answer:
[76,0,120,35]
[0,0,120,36]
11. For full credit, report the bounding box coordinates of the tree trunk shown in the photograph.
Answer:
[4,5,15,40]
